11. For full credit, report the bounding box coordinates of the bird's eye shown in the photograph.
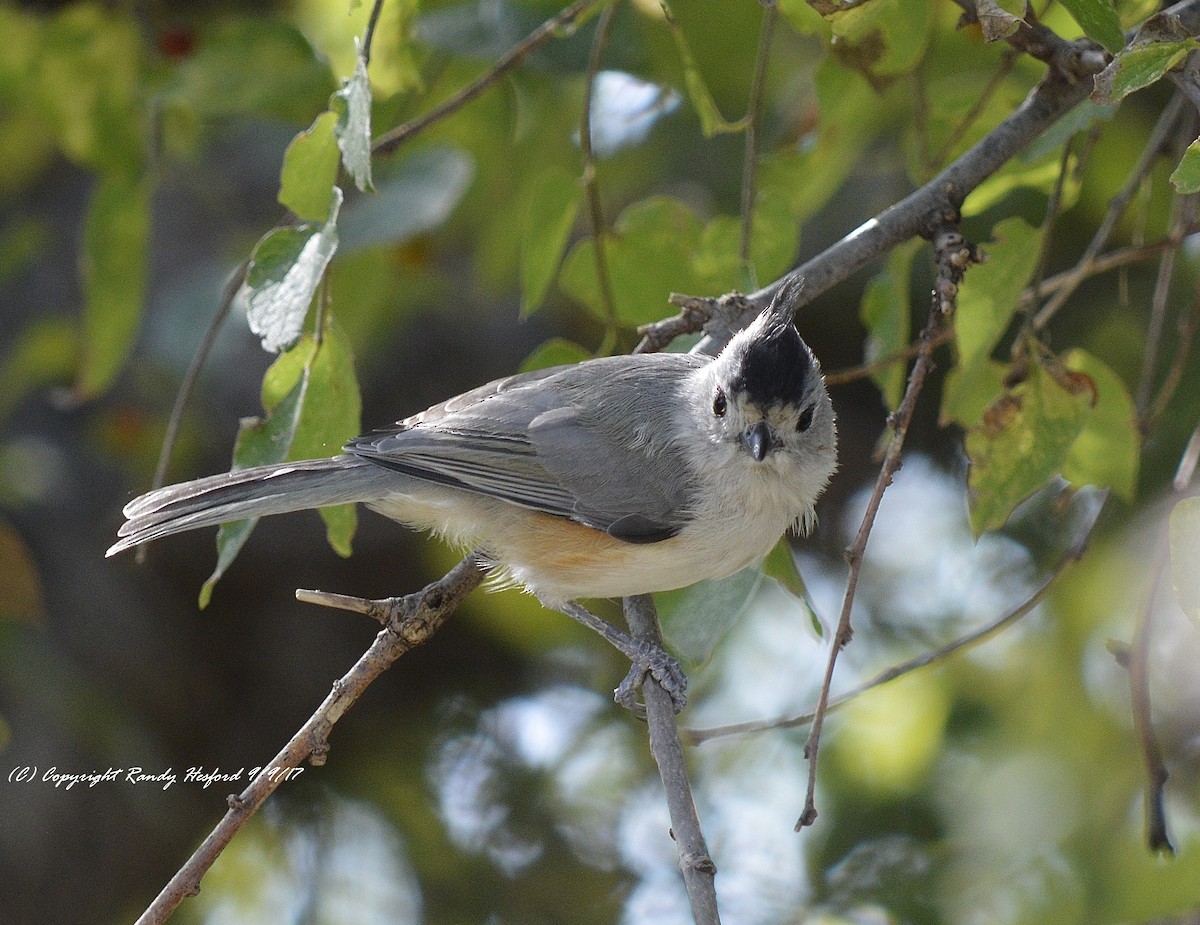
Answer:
[712,387,727,417]
[796,405,814,432]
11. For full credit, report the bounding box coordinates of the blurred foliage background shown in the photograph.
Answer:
[2,0,1200,923]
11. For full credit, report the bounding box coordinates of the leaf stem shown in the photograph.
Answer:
[360,0,386,67]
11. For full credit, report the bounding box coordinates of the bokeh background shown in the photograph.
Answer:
[2,0,1200,923]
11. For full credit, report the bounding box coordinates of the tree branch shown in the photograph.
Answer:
[635,290,754,354]
[623,595,720,925]
[134,555,487,924]
[695,26,1108,354]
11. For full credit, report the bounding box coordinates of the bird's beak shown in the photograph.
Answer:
[740,420,773,462]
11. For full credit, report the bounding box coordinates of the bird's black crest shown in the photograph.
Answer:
[730,315,810,408]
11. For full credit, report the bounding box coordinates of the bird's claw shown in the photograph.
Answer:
[614,641,688,715]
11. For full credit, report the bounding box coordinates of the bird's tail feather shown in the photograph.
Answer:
[107,455,385,556]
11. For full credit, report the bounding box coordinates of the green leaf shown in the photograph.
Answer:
[278,110,340,222]
[331,43,374,193]
[761,537,826,638]
[965,358,1093,535]
[244,188,343,353]
[275,321,361,465]
[294,321,362,556]
[1060,349,1139,499]
[77,171,154,399]
[0,319,76,423]
[364,0,423,97]
[1093,39,1199,103]
[519,166,580,315]
[1023,99,1117,163]
[339,147,474,253]
[200,368,308,608]
[777,0,830,34]
[559,196,704,328]
[0,516,46,623]
[692,216,749,293]
[757,61,888,225]
[941,357,1007,427]
[1056,0,1125,54]
[657,566,765,666]
[1170,135,1200,194]
[1169,497,1200,626]
[954,217,1042,375]
[860,239,920,410]
[519,338,591,373]
[0,216,50,282]
[963,151,1083,217]
[692,194,799,295]
[36,5,144,174]
[199,318,362,606]
[167,20,337,124]
[829,0,934,77]
[660,0,746,136]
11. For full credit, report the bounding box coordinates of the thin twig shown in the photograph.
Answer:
[824,327,955,386]
[635,290,754,354]
[372,0,603,157]
[1135,225,1182,416]
[1026,233,1200,308]
[580,1,619,352]
[1146,293,1200,429]
[1028,137,1075,307]
[795,228,979,830]
[1136,159,1197,415]
[1175,420,1200,493]
[805,0,879,14]
[685,496,1102,746]
[929,50,1020,171]
[795,261,948,828]
[739,0,778,282]
[134,555,487,924]
[144,266,245,502]
[1032,95,1185,330]
[623,595,720,925]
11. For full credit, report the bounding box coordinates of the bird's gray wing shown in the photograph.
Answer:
[346,355,707,543]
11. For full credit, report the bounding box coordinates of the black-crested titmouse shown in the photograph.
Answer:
[109,281,837,707]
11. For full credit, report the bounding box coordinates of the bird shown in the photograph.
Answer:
[108,277,837,709]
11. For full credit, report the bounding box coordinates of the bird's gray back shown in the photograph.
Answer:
[348,354,708,542]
